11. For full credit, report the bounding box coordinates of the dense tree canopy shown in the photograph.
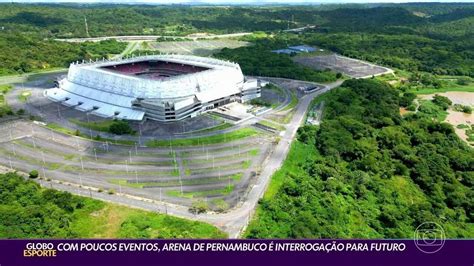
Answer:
[0,3,472,77]
[216,40,337,83]
[246,79,474,238]
[0,173,226,238]
[0,33,126,75]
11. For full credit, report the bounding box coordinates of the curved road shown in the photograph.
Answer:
[55,33,252,43]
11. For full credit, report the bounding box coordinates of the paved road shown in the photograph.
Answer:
[55,33,252,43]
[27,79,343,238]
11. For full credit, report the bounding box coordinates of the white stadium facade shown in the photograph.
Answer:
[45,54,261,121]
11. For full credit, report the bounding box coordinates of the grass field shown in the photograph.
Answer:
[150,39,250,56]
[184,122,233,134]
[0,84,12,94]
[258,120,285,131]
[282,90,298,111]
[69,197,226,238]
[69,118,115,132]
[146,128,258,147]
[46,123,137,145]
[108,173,242,188]
[166,185,234,199]
[410,84,474,95]
[417,99,449,121]
[17,90,31,103]
[263,141,317,200]
[0,85,12,115]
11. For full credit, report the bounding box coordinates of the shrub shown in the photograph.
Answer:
[29,170,39,179]
[400,92,416,107]
[250,98,271,107]
[456,77,471,86]
[213,199,229,213]
[461,105,472,114]
[432,94,452,110]
[189,200,208,214]
[108,120,132,135]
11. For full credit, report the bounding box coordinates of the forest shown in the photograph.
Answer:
[0,172,225,238]
[0,3,473,77]
[245,79,474,238]
[215,39,337,83]
[0,34,126,75]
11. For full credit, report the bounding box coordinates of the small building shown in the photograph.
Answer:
[288,45,317,53]
[271,49,300,55]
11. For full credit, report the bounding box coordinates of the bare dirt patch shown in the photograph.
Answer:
[400,107,409,116]
[418,92,474,106]
[419,92,474,144]
[293,54,392,79]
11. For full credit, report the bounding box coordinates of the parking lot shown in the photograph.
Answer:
[0,120,274,210]
[150,39,250,56]
[294,54,393,79]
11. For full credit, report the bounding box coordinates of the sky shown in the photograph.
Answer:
[1,0,473,3]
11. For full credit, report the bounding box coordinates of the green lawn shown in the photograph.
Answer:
[17,90,31,103]
[146,128,258,147]
[282,90,298,111]
[47,123,84,136]
[0,172,227,238]
[167,185,234,199]
[417,99,448,121]
[68,195,226,238]
[185,122,233,134]
[0,94,6,108]
[0,84,12,94]
[263,141,317,200]
[69,118,115,132]
[257,120,285,131]
[0,85,12,115]
[46,123,137,146]
[108,173,242,188]
[409,82,474,95]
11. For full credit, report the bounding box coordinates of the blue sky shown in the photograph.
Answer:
[1,0,473,3]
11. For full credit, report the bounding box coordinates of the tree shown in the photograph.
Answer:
[400,92,416,107]
[432,94,452,110]
[189,200,208,214]
[108,120,132,135]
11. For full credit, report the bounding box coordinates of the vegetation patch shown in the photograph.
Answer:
[17,90,31,103]
[146,128,258,147]
[167,185,234,199]
[246,79,474,239]
[0,172,226,238]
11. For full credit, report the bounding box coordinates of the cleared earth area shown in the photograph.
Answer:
[294,54,392,79]
[0,120,274,211]
[149,39,250,56]
[419,91,474,145]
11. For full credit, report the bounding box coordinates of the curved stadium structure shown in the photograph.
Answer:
[45,55,261,121]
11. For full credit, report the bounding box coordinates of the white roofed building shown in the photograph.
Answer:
[45,54,261,121]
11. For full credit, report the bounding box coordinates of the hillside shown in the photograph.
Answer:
[246,79,474,238]
[0,172,226,239]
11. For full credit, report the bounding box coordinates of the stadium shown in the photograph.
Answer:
[44,54,261,121]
